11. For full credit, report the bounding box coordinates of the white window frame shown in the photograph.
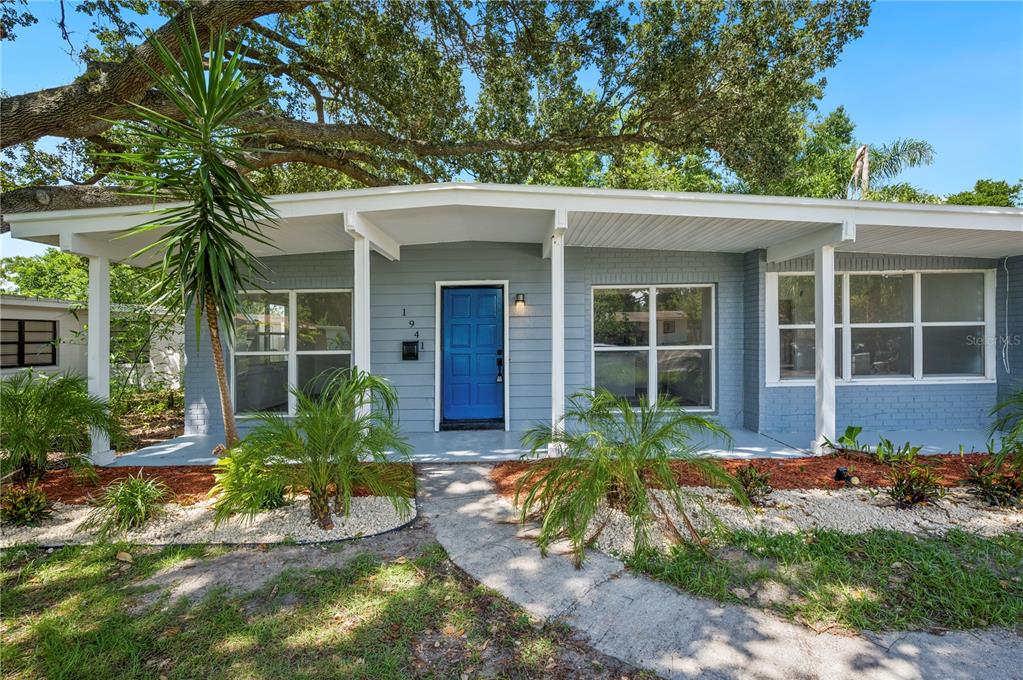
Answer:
[591,284,716,412]
[231,288,353,416]
[766,270,996,387]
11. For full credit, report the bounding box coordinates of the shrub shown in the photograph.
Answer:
[0,483,51,526]
[516,388,745,566]
[967,442,1023,508]
[79,472,172,538]
[1,370,112,481]
[218,368,412,530]
[736,464,773,506]
[885,450,944,509]
[210,440,290,524]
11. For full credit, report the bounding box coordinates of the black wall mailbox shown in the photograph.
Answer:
[402,340,419,360]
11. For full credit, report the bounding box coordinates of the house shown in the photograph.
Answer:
[4,183,1021,464]
[0,294,184,388]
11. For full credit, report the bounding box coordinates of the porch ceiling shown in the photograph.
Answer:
[6,182,1021,263]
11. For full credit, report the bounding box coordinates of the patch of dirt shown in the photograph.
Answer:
[16,463,415,506]
[492,452,993,499]
[137,521,433,609]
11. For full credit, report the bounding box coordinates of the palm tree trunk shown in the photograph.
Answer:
[310,491,334,530]
[204,297,240,447]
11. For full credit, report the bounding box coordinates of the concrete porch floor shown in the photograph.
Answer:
[109,427,993,468]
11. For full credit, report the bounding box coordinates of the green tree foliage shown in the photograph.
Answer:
[755,107,936,200]
[3,1,872,204]
[0,249,157,304]
[946,179,1023,207]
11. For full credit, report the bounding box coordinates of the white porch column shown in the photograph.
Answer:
[352,234,371,373]
[550,214,567,427]
[87,255,115,465]
[814,244,836,453]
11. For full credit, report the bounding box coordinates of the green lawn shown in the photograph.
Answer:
[0,541,648,679]
[626,528,1023,632]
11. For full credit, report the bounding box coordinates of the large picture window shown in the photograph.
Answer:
[592,285,714,409]
[767,270,993,384]
[232,290,352,414]
[1,319,57,368]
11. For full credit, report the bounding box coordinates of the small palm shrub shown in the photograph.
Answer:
[79,472,171,538]
[210,440,290,525]
[214,368,412,530]
[1,370,113,481]
[0,483,52,526]
[736,464,773,507]
[516,389,745,566]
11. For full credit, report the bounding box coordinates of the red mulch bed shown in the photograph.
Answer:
[16,463,415,506]
[491,453,993,499]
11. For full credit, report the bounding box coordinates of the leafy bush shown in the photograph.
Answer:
[1,370,112,481]
[216,368,412,530]
[967,442,1023,508]
[79,472,171,538]
[210,440,290,524]
[0,483,51,526]
[736,464,773,506]
[885,450,944,509]
[516,388,745,566]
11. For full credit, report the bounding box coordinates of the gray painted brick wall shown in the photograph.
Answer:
[565,247,746,427]
[184,243,1013,443]
[755,251,1002,437]
[996,254,1023,406]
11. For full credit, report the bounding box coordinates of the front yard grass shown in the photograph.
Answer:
[1,540,648,679]
[626,528,1023,632]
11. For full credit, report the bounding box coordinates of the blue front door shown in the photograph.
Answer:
[442,287,504,422]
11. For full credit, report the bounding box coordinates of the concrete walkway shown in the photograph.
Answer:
[417,464,1023,680]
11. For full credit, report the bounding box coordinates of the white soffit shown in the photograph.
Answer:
[566,212,836,252]
[841,224,1023,258]
[362,204,552,246]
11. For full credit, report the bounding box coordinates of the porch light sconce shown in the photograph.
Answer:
[515,293,526,307]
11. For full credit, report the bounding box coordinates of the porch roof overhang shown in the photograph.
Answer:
[6,182,1022,265]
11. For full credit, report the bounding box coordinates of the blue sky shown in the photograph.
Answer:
[2,1,1021,259]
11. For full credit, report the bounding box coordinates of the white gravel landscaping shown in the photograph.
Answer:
[0,495,416,548]
[590,487,1023,556]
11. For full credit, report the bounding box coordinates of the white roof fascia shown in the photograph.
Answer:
[6,182,1022,239]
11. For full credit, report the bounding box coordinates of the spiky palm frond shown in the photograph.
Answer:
[516,388,745,566]
[0,370,112,481]
[868,138,935,185]
[103,20,278,445]
[991,388,1023,448]
[212,368,412,530]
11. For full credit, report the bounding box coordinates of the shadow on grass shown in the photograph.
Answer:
[1,541,630,679]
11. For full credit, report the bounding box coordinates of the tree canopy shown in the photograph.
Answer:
[1,0,873,212]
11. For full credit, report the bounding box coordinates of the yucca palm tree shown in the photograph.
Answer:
[109,21,277,446]
[0,370,113,481]
[517,388,745,566]
[215,368,412,530]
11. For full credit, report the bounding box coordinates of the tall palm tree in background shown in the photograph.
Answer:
[110,21,277,446]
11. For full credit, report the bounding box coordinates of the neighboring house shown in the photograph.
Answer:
[4,183,1021,463]
[0,294,184,387]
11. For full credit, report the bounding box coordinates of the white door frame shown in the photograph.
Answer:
[434,280,510,431]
